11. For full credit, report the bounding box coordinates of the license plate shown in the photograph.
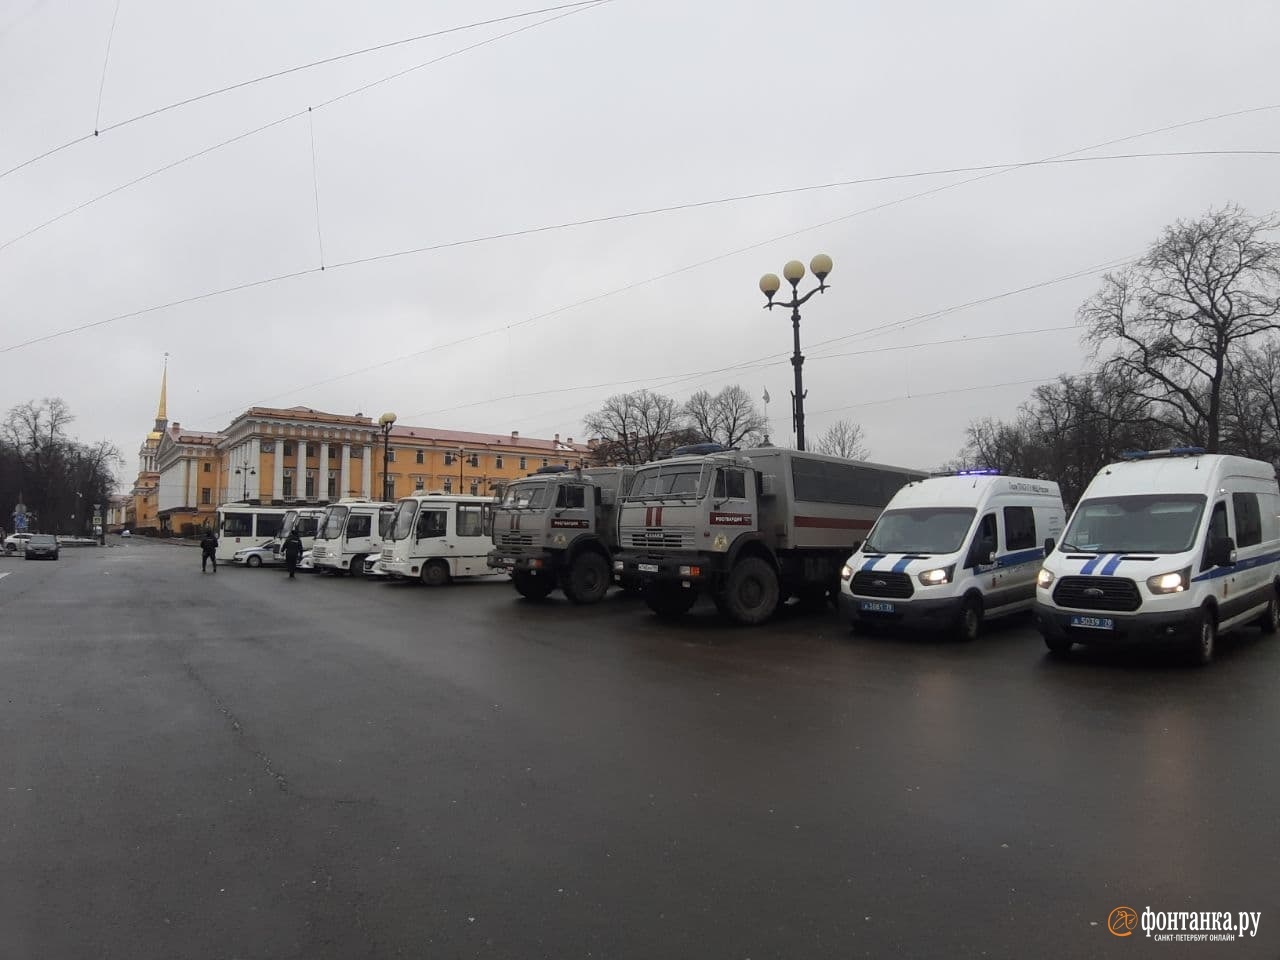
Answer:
[502,558,515,565]
[1070,615,1114,631]
[859,600,895,614]
[638,563,659,573]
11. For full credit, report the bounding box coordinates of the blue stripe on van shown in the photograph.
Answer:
[891,556,915,573]
[860,556,884,572]
[1100,554,1125,576]
[996,547,1045,568]
[1191,550,1280,583]
[1080,554,1107,574]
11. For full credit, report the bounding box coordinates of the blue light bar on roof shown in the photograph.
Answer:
[955,468,1000,476]
[1120,447,1206,461]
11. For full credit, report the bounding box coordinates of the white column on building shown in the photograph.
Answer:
[361,444,372,498]
[296,435,306,499]
[340,444,351,499]
[187,457,197,507]
[319,442,329,500]
[248,438,262,500]
[273,436,285,502]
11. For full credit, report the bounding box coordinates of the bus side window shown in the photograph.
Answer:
[417,510,446,540]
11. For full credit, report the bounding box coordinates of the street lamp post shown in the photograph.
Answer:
[379,412,397,502]
[233,460,256,501]
[457,448,466,493]
[759,254,833,452]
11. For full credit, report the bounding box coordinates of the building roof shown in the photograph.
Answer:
[390,424,592,453]
[242,406,375,426]
[167,424,220,445]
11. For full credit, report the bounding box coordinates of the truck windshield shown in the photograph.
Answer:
[864,508,976,554]
[390,500,418,541]
[317,506,348,540]
[1061,494,1206,554]
[629,464,704,500]
[503,482,550,508]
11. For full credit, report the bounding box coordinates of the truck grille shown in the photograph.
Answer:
[381,548,395,561]
[625,529,693,550]
[497,533,534,547]
[1052,576,1141,612]
[849,570,914,599]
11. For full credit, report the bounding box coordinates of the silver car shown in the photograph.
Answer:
[24,534,59,560]
[232,540,282,568]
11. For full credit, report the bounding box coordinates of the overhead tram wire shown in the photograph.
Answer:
[3,148,1274,354]
[0,0,612,182]
[0,1,615,255]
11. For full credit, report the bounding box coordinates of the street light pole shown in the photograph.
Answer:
[759,254,833,452]
[379,413,397,502]
[233,460,256,501]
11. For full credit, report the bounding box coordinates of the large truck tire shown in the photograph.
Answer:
[513,570,554,600]
[721,557,780,625]
[644,582,697,619]
[564,551,610,605]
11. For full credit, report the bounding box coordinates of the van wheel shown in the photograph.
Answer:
[1260,589,1280,634]
[956,596,982,642]
[420,560,450,587]
[513,570,554,600]
[565,552,610,605]
[644,583,697,619]
[1190,609,1216,665]
[722,557,780,625]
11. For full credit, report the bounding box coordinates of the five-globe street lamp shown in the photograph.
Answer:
[233,459,256,501]
[379,412,397,502]
[759,253,833,452]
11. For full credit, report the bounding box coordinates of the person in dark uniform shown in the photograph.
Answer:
[200,531,218,573]
[283,529,303,580]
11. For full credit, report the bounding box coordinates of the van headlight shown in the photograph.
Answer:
[1147,568,1190,594]
[840,564,853,581]
[917,565,954,586]
[1036,568,1055,589]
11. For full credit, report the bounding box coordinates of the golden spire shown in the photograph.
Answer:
[156,353,168,422]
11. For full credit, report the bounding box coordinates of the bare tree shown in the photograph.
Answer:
[682,385,768,448]
[814,419,869,460]
[1082,205,1280,452]
[583,390,684,465]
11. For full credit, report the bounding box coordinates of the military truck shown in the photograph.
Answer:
[488,465,635,603]
[612,444,925,624]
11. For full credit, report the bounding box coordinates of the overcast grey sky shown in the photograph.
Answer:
[2,0,1278,481]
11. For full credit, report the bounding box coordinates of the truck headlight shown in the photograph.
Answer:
[1147,568,1190,594]
[917,565,954,586]
[840,564,853,581]
[1036,568,1055,589]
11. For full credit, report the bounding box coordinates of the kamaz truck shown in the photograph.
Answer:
[613,444,925,624]
[488,465,635,603]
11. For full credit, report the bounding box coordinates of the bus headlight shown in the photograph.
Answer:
[917,566,954,586]
[1147,568,1190,594]
[840,564,853,581]
[1036,568,1055,589]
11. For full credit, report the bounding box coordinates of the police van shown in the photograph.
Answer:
[840,471,1065,640]
[1034,448,1280,664]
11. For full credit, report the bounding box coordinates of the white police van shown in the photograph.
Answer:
[1034,448,1280,664]
[840,471,1065,640]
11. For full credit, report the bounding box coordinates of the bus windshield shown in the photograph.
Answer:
[1061,494,1207,554]
[863,508,976,554]
[502,482,550,508]
[390,500,419,541]
[317,506,348,540]
[628,464,705,500]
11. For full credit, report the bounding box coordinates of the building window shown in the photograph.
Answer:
[495,455,504,469]
[329,446,338,461]
[469,483,478,496]
[305,472,316,498]
[444,452,454,465]
[351,446,363,459]
[282,474,293,498]
[283,442,295,457]
[203,462,211,473]
[564,460,570,467]
[387,449,396,463]
[468,454,479,467]
[415,450,424,464]
[306,443,317,458]
[519,456,527,470]
[384,476,395,501]
[327,474,337,499]
[542,458,549,467]
[414,477,425,491]
[443,478,452,493]
[201,488,212,505]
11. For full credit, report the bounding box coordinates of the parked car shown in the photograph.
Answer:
[363,554,387,578]
[4,533,33,554]
[232,540,282,568]
[24,534,59,560]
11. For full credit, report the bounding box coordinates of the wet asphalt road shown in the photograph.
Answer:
[1,539,1277,959]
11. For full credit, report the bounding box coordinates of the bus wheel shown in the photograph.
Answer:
[722,557,779,625]
[350,555,365,577]
[513,570,554,600]
[420,560,450,587]
[565,552,610,605]
[644,583,697,619]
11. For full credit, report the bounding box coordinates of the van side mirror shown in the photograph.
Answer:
[1209,536,1237,568]
[1043,537,1055,556]
[968,537,996,567]
[982,541,997,565]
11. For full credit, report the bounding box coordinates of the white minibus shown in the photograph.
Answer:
[381,493,495,586]
[215,504,286,562]
[311,499,395,575]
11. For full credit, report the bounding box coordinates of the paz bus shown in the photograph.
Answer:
[215,504,287,562]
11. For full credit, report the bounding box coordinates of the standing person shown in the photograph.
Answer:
[200,530,218,573]
[283,529,303,580]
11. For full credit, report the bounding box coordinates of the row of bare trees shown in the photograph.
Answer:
[582,384,869,464]
[957,204,1280,504]
[0,398,122,535]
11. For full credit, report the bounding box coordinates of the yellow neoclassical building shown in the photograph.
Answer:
[128,365,594,534]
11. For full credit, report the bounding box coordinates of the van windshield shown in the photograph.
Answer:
[1061,494,1206,554]
[628,464,705,501]
[863,508,976,554]
[390,501,418,541]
